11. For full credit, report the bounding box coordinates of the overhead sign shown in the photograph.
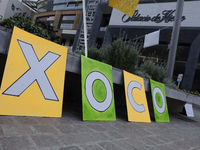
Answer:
[109,1,200,27]
[150,79,170,122]
[81,56,116,121]
[143,30,160,48]
[0,26,68,117]
[123,71,151,122]
[108,0,139,18]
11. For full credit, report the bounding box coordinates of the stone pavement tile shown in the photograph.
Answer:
[35,117,59,124]
[33,125,58,133]
[81,144,104,150]
[116,130,135,138]
[0,127,4,136]
[56,118,75,125]
[58,133,95,145]
[123,122,156,130]
[14,116,39,125]
[73,124,93,133]
[183,138,200,148]
[98,122,119,131]
[154,135,172,143]
[0,136,34,150]
[59,146,81,150]
[174,122,197,129]
[0,144,4,150]
[98,142,122,150]
[146,136,167,144]
[126,138,149,149]
[111,122,127,130]
[106,131,124,139]
[138,137,157,147]
[147,144,174,150]
[132,129,153,137]
[168,139,191,150]
[87,124,107,132]
[0,116,14,124]
[191,147,200,150]
[159,134,181,142]
[147,127,171,135]
[113,140,137,150]
[91,132,111,141]
[2,125,35,136]
[31,135,60,148]
[55,125,79,133]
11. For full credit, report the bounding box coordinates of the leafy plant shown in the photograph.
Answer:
[0,15,50,40]
[139,60,166,83]
[134,70,152,79]
[163,78,177,89]
[88,46,104,62]
[75,46,104,62]
[103,38,140,73]
[138,60,177,89]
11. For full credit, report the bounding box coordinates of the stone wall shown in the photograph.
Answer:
[0,26,12,54]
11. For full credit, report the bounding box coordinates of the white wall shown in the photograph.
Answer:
[0,0,9,20]
[0,0,34,20]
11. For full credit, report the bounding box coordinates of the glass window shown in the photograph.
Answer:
[22,12,27,17]
[37,16,55,26]
[68,3,75,7]
[62,15,76,20]
[60,23,73,30]
[59,15,76,30]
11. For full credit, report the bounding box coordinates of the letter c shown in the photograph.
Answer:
[127,81,145,113]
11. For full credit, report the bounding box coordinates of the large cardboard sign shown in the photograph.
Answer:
[0,27,68,117]
[81,56,116,121]
[123,71,151,122]
[150,79,170,122]
[108,0,139,18]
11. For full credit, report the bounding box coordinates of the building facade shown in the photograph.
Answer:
[0,0,35,20]
[73,0,200,91]
[33,0,83,49]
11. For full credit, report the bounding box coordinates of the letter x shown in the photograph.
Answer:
[3,40,60,101]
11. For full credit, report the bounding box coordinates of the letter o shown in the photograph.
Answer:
[152,87,166,114]
[127,81,145,113]
[85,71,112,112]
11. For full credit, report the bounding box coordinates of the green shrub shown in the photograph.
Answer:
[0,15,50,40]
[163,78,178,89]
[88,46,104,62]
[75,46,104,62]
[103,38,140,73]
[139,60,166,83]
[134,70,152,79]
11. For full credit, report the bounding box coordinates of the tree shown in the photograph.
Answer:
[0,15,50,40]
[35,20,61,43]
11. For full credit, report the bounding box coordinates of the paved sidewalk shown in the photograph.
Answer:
[0,103,199,150]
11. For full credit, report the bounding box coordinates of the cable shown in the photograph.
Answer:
[132,26,171,41]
